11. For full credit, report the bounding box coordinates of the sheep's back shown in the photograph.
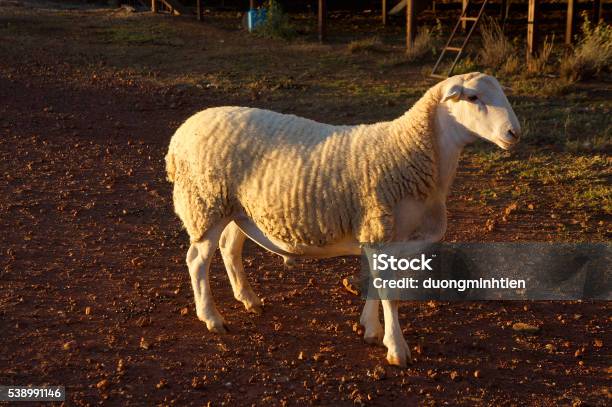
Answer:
[168,106,359,245]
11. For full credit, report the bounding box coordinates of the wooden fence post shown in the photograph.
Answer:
[565,0,575,45]
[406,0,416,50]
[318,0,327,43]
[593,0,602,23]
[197,0,203,21]
[527,0,540,58]
[151,0,157,13]
[382,0,387,26]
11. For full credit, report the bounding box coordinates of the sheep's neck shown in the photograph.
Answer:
[433,104,472,197]
[387,90,440,200]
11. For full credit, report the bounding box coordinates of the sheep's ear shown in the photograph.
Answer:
[442,84,462,102]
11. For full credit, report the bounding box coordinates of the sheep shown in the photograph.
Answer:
[165,72,521,367]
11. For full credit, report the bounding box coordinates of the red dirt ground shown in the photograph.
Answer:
[0,2,610,406]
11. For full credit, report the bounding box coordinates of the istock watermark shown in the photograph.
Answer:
[361,243,610,300]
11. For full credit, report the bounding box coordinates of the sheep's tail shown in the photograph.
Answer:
[165,150,177,183]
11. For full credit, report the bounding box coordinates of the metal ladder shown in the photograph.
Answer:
[430,0,489,79]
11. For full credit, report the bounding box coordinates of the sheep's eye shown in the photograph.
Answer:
[467,95,479,102]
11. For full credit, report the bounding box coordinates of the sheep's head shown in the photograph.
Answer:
[440,72,521,150]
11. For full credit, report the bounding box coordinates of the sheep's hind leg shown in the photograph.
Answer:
[186,221,229,333]
[360,299,383,345]
[219,222,263,314]
[381,300,411,367]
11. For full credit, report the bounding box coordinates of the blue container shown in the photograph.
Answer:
[247,8,267,32]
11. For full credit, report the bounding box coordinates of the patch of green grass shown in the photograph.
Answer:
[509,94,612,149]
[511,77,574,97]
[98,23,184,46]
[470,152,611,216]
[565,132,611,152]
[347,36,385,54]
[452,56,479,75]
[0,17,67,36]
[477,188,500,204]
[318,77,425,100]
[575,185,612,214]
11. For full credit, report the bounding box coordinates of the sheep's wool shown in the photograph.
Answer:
[166,84,442,245]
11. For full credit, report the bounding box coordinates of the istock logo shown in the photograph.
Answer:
[372,253,434,271]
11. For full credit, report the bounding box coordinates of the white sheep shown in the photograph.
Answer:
[165,72,521,367]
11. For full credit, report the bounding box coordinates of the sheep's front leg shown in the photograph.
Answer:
[186,222,228,333]
[381,300,411,367]
[360,299,383,345]
[219,222,262,314]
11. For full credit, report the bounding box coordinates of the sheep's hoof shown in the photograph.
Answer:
[246,304,263,315]
[283,256,297,269]
[364,332,384,346]
[385,340,412,367]
[386,352,408,368]
[206,320,229,334]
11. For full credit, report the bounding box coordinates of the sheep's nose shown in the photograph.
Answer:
[507,128,520,141]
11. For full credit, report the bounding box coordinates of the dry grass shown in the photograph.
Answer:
[561,17,612,81]
[501,54,521,76]
[347,36,384,54]
[479,17,515,71]
[405,27,436,61]
[527,35,555,74]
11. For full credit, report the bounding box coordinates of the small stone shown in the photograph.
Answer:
[427,369,438,380]
[85,306,91,315]
[342,278,359,296]
[298,351,305,360]
[131,257,144,267]
[191,376,206,389]
[367,365,386,381]
[545,344,556,353]
[180,307,189,316]
[96,379,109,390]
[156,379,167,389]
[62,341,76,351]
[139,337,150,350]
[594,339,603,348]
[574,348,584,358]
[136,316,151,327]
[512,322,540,334]
[473,370,482,379]
[449,370,460,381]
